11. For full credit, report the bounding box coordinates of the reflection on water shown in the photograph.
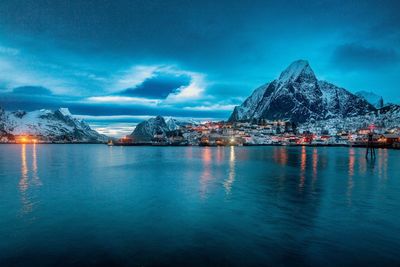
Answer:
[366,157,376,171]
[312,148,318,179]
[19,144,29,192]
[299,146,307,191]
[273,147,288,166]
[200,147,212,198]
[1,145,399,267]
[185,145,193,160]
[18,144,41,215]
[312,148,318,190]
[358,149,367,175]
[347,148,355,205]
[32,143,41,186]
[348,148,355,177]
[216,146,224,165]
[378,149,388,181]
[223,146,236,195]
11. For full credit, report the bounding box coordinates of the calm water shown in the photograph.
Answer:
[0,145,399,267]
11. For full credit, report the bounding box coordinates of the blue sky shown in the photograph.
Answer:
[0,0,399,136]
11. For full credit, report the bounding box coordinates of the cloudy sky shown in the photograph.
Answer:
[0,0,399,136]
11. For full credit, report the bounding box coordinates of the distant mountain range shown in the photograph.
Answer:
[0,107,107,142]
[229,60,377,123]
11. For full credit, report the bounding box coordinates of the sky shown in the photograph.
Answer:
[0,0,399,136]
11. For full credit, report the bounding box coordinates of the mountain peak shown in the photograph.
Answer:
[278,59,315,83]
[229,60,376,123]
[58,108,72,117]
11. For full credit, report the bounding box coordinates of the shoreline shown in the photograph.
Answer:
[1,142,399,150]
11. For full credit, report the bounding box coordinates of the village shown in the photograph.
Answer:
[111,120,400,149]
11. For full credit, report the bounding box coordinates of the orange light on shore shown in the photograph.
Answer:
[16,136,38,144]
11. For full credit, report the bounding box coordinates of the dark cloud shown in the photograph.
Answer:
[119,72,191,99]
[331,43,399,70]
[12,86,53,95]
[0,91,73,111]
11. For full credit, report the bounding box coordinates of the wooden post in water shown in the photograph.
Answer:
[366,132,376,158]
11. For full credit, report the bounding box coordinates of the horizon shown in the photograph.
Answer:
[1,0,400,136]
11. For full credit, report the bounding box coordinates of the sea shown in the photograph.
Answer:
[0,144,399,266]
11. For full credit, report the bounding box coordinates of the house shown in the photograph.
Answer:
[119,136,133,143]
[378,134,400,145]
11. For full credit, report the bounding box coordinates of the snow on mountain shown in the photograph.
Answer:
[299,104,400,135]
[130,116,201,142]
[229,60,376,123]
[59,107,72,116]
[0,107,107,142]
[319,81,375,118]
[278,59,316,84]
[355,90,384,108]
[130,116,172,142]
[229,83,269,121]
[165,117,179,131]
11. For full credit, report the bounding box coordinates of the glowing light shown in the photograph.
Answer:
[16,135,39,144]
[369,124,375,132]
[224,146,236,194]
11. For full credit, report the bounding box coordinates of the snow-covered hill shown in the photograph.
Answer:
[0,107,107,142]
[130,116,173,142]
[229,60,376,123]
[299,104,400,134]
[130,116,199,142]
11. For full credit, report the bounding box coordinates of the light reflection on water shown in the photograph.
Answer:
[311,148,318,190]
[299,146,307,191]
[347,148,355,205]
[18,144,41,215]
[0,145,399,267]
[223,146,236,195]
[200,147,212,198]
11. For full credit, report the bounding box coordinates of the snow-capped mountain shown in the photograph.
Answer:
[130,116,174,142]
[0,107,107,142]
[130,115,203,142]
[228,83,270,121]
[355,91,384,108]
[229,60,376,123]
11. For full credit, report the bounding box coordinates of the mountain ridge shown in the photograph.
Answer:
[229,60,376,123]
